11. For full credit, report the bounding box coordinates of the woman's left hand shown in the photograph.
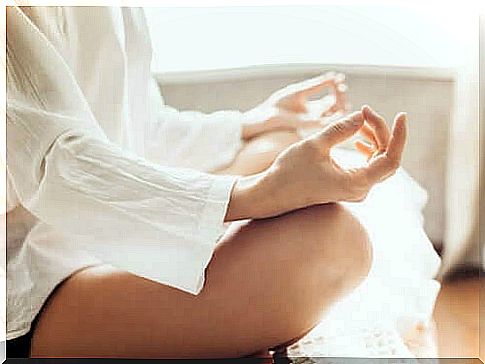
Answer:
[241,72,348,140]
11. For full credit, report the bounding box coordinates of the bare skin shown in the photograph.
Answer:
[215,130,301,176]
[30,80,406,358]
[31,203,371,358]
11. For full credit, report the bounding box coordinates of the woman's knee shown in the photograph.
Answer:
[240,203,372,344]
[216,130,301,175]
[307,203,372,290]
[243,202,372,285]
[274,203,372,294]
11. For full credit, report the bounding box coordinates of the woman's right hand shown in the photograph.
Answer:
[225,105,407,221]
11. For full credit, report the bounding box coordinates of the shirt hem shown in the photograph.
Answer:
[6,327,31,341]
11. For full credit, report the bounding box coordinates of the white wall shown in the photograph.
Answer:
[145,5,474,73]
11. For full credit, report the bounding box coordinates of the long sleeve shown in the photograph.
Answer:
[7,103,236,294]
[6,6,237,294]
[144,78,246,172]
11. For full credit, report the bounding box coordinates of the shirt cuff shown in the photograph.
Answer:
[179,174,238,294]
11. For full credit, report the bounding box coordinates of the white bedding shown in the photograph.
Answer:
[287,147,442,358]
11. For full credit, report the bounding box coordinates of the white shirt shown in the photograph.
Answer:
[6,6,247,340]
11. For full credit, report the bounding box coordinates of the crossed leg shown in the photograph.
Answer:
[215,130,301,176]
[31,203,371,358]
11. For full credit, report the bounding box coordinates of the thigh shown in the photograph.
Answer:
[31,203,371,358]
[215,130,300,176]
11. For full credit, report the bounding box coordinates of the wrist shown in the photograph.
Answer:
[224,172,264,221]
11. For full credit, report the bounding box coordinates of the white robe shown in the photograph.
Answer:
[6,6,247,339]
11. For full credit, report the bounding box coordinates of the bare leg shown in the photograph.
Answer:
[31,203,372,358]
[245,349,274,363]
[215,130,301,176]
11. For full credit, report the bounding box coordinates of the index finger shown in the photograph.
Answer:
[386,112,407,162]
[311,111,364,153]
[362,105,391,152]
[285,72,342,97]
[301,73,347,98]
[358,112,407,184]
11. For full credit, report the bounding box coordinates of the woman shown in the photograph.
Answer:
[6,6,407,359]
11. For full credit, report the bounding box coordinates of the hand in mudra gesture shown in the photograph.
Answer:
[265,72,347,116]
[242,73,348,139]
[227,105,407,220]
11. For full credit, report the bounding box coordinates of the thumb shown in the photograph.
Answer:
[310,111,364,153]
